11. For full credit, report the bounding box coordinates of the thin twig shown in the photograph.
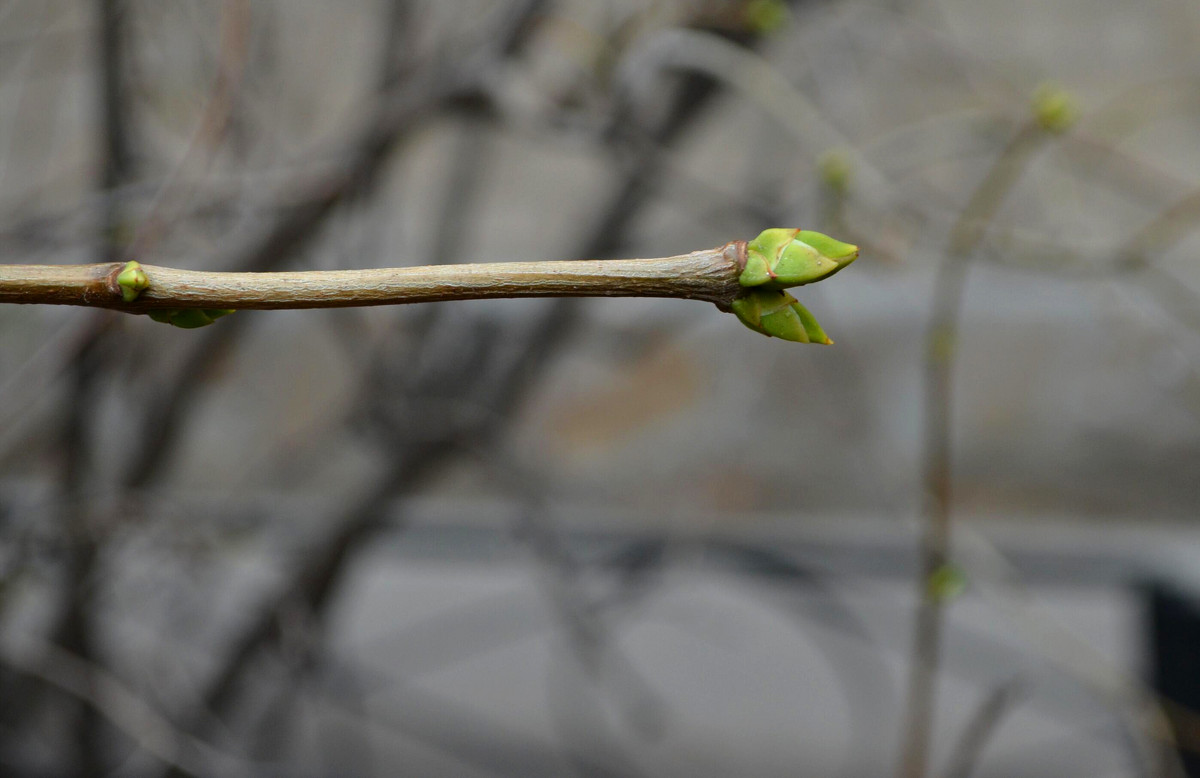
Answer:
[0,634,256,778]
[940,679,1026,778]
[897,122,1052,778]
[0,243,746,311]
[176,7,777,756]
[127,0,251,260]
[162,0,557,757]
[49,0,131,770]
[97,0,129,266]
[469,437,669,741]
[120,0,456,495]
[954,524,1186,777]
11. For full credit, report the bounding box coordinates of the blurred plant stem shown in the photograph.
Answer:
[48,0,132,773]
[171,8,804,766]
[940,678,1027,778]
[897,121,1055,778]
[0,634,254,778]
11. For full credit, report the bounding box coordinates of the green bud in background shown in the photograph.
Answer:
[116,261,149,303]
[148,308,236,329]
[1032,83,1077,134]
[926,563,967,603]
[730,288,832,344]
[819,150,852,194]
[740,228,858,289]
[743,0,790,34]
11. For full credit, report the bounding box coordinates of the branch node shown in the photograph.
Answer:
[114,261,149,303]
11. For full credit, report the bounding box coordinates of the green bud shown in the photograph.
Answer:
[147,308,235,328]
[1032,83,1077,134]
[744,0,789,34]
[116,261,149,303]
[926,563,967,602]
[929,325,956,363]
[740,228,858,290]
[818,150,852,193]
[730,288,832,344]
[789,296,832,344]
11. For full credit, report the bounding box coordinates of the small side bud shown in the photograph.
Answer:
[116,261,149,303]
[740,228,858,289]
[819,150,852,193]
[1032,83,1077,134]
[148,308,236,329]
[743,0,789,34]
[789,297,833,344]
[926,563,967,603]
[730,288,833,344]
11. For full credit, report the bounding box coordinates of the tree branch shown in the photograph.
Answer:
[0,243,746,311]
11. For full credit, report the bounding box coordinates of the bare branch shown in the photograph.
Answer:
[0,243,746,311]
[898,122,1056,778]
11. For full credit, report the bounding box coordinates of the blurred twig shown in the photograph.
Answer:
[0,633,256,778]
[117,0,488,493]
[170,5,791,763]
[952,522,1187,777]
[127,0,251,259]
[163,0,553,753]
[472,439,669,743]
[897,121,1055,778]
[43,1,134,771]
[940,678,1027,778]
[51,325,107,775]
[97,0,130,266]
[716,542,899,778]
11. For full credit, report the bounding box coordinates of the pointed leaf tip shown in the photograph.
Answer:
[796,231,858,264]
[730,288,834,344]
[740,228,858,289]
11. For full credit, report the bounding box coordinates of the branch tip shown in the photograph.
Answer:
[729,228,857,343]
